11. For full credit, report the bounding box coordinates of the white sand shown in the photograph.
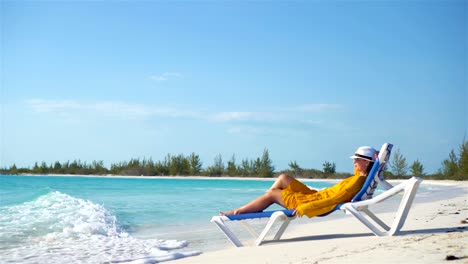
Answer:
[173,181,468,264]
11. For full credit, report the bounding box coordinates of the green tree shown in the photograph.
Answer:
[155,159,169,176]
[63,161,70,172]
[252,158,261,176]
[188,153,202,176]
[9,164,18,175]
[69,160,83,174]
[457,140,468,179]
[39,161,48,174]
[410,159,425,177]
[240,158,253,176]
[168,154,190,175]
[226,154,237,176]
[389,148,408,177]
[206,154,224,176]
[144,158,156,176]
[258,149,275,177]
[441,150,458,178]
[91,160,107,175]
[288,161,302,177]
[322,161,336,175]
[32,162,40,174]
[53,161,63,174]
[441,140,468,180]
[124,158,144,175]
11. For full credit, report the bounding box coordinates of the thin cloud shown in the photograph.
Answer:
[25,99,188,120]
[25,100,344,127]
[26,99,82,112]
[149,72,182,81]
[288,104,343,112]
[210,104,344,123]
[211,112,253,122]
[227,125,269,135]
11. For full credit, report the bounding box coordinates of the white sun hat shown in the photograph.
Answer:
[350,146,377,161]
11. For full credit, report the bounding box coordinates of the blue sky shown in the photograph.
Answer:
[1,1,466,174]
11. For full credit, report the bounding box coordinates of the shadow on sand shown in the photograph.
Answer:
[262,226,467,245]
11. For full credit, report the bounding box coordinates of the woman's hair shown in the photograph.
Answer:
[365,161,375,175]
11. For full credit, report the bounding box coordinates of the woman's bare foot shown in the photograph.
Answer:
[219,209,239,216]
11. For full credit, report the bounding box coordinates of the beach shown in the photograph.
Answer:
[1,175,466,263]
[173,180,468,264]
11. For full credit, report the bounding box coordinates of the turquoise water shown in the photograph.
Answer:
[0,175,333,263]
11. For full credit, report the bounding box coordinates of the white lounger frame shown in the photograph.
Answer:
[340,176,421,236]
[211,210,296,247]
[211,143,423,247]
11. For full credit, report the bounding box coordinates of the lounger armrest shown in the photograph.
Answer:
[376,176,394,190]
[343,177,421,208]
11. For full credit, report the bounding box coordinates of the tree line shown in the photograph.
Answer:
[1,140,467,180]
[1,149,276,178]
[385,140,467,181]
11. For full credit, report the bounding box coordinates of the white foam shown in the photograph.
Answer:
[0,191,201,263]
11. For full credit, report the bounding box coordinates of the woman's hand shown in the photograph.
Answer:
[292,209,302,217]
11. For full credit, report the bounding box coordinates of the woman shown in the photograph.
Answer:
[221,146,377,218]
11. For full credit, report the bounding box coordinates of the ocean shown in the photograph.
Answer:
[0,175,335,263]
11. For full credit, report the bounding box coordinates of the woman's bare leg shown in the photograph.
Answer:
[269,173,294,191]
[220,174,293,215]
[221,189,285,215]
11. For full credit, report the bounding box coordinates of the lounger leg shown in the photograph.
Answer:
[211,216,244,247]
[273,216,294,240]
[255,211,295,246]
[388,178,421,235]
[344,205,387,236]
[362,208,390,231]
[240,220,259,238]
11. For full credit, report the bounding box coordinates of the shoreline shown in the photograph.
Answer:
[3,173,466,186]
[6,173,342,181]
[2,173,349,182]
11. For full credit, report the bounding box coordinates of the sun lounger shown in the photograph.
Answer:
[211,143,423,247]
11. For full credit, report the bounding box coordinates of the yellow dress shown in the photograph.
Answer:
[281,169,366,218]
